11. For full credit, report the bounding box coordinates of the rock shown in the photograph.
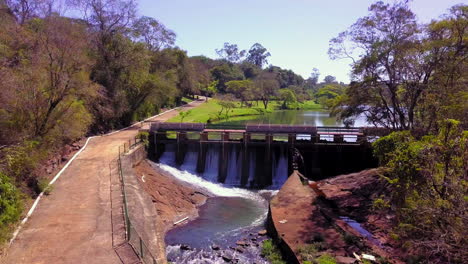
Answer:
[236,240,247,246]
[258,230,267,236]
[202,253,210,258]
[336,256,357,264]
[180,244,191,251]
[211,244,220,250]
[250,237,257,241]
[235,246,244,253]
[222,254,233,262]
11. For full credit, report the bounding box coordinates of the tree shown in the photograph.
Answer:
[310,68,320,86]
[254,72,279,109]
[279,88,297,109]
[246,43,271,68]
[323,75,336,84]
[215,42,246,63]
[5,0,54,24]
[267,65,304,88]
[316,83,346,108]
[132,16,176,52]
[210,63,244,92]
[178,110,191,122]
[328,1,441,130]
[214,94,236,120]
[225,79,254,106]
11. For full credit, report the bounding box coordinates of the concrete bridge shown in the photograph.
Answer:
[148,122,390,145]
[146,123,389,182]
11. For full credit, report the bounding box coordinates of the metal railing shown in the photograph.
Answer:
[117,135,158,264]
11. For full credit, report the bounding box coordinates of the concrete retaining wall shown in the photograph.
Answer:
[121,145,167,264]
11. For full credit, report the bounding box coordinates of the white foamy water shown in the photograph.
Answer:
[156,162,266,202]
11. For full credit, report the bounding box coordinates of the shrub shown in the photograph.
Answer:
[261,239,286,264]
[137,131,150,147]
[0,172,23,243]
[316,254,337,264]
[37,179,53,195]
[372,120,467,262]
[343,233,359,245]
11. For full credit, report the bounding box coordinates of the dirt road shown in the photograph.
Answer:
[1,99,205,264]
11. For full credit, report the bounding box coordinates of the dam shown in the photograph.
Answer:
[148,122,383,189]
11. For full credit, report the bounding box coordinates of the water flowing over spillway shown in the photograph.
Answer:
[155,148,281,264]
[159,143,290,189]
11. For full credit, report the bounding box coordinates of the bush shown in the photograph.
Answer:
[316,254,337,264]
[261,239,286,264]
[137,131,150,147]
[37,179,53,195]
[372,120,467,262]
[0,172,23,243]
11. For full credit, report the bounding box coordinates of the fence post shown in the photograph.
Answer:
[140,237,144,258]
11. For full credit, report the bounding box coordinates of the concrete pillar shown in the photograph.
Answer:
[266,134,273,144]
[357,134,366,143]
[177,132,187,142]
[200,131,208,142]
[222,132,230,142]
[334,134,344,143]
[288,134,296,145]
[243,133,251,145]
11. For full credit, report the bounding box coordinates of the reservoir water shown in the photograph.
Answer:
[213,109,369,127]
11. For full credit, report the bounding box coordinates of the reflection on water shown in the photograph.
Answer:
[214,110,369,127]
[166,197,267,248]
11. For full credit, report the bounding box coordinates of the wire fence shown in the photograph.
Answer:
[117,134,158,264]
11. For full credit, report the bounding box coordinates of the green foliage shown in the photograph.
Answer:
[261,239,286,264]
[372,196,390,210]
[372,131,413,166]
[3,141,41,181]
[373,120,467,262]
[279,89,297,109]
[37,179,53,195]
[316,254,336,264]
[137,131,150,147]
[298,243,336,264]
[0,172,23,243]
[329,2,468,131]
[178,110,192,123]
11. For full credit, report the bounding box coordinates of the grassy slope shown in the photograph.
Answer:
[168,99,323,123]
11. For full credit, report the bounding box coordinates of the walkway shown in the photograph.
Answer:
[1,99,205,264]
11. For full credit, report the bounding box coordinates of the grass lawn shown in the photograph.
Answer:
[168,99,324,123]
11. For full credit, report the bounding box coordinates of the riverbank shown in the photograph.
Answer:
[269,169,405,264]
[167,99,323,123]
[134,160,209,233]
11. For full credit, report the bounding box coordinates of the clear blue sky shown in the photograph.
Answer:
[139,0,465,83]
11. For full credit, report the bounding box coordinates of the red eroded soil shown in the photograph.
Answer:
[134,160,208,233]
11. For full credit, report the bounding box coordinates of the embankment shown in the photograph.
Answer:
[134,160,208,232]
[269,169,404,264]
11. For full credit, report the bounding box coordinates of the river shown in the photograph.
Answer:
[156,110,359,263]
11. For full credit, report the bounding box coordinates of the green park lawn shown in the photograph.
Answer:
[168,99,323,123]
